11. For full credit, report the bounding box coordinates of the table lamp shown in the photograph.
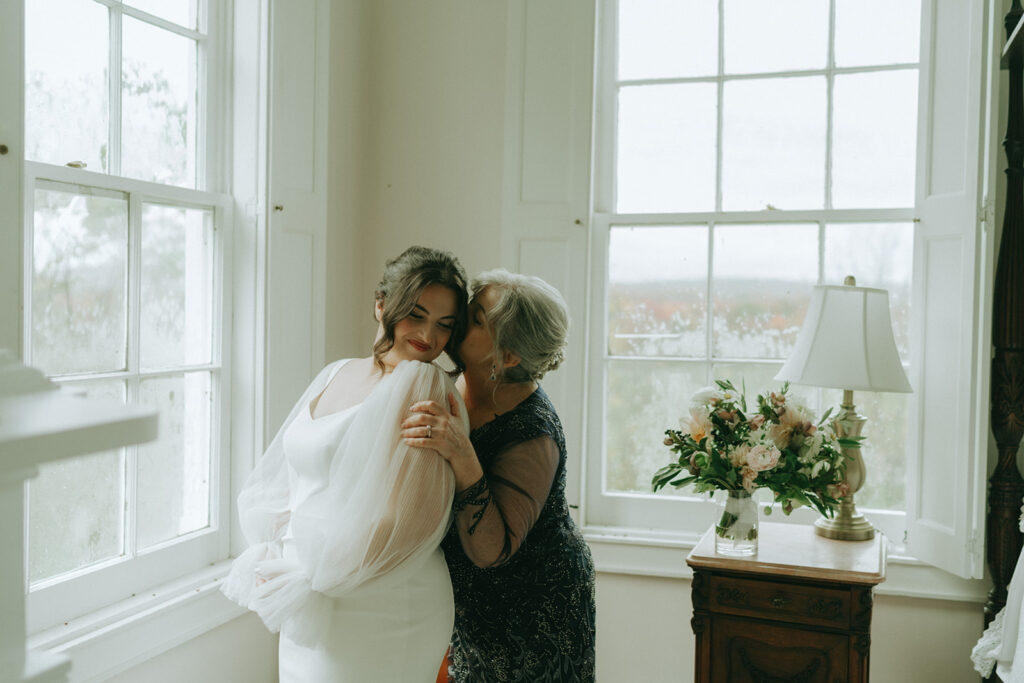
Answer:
[775,276,912,540]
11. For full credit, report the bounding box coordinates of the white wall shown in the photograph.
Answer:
[325,0,506,361]
[116,1,990,681]
[595,573,982,682]
[106,613,276,683]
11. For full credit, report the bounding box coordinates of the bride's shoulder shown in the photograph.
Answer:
[394,360,456,385]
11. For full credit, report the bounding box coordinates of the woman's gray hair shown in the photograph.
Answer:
[473,269,568,383]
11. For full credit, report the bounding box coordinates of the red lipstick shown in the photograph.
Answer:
[409,339,431,352]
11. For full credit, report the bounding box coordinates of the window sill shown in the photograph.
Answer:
[584,526,989,603]
[27,561,244,683]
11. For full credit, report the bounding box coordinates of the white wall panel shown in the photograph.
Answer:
[0,0,23,353]
[265,0,329,441]
[905,0,989,578]
[502,0,596,510]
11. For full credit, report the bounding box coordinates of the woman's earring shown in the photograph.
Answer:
[489,364,497,382]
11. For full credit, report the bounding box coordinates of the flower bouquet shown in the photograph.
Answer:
[652,380,856,554]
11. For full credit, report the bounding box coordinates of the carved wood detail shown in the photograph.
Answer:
[716,585,750,609]
[737,647,822,683]
[691,614,707,636]
[692,570,709,610]
[989,2,1024,652]
[852,587,874,632]
[806,597,844,622]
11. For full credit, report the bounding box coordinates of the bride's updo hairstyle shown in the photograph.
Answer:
[472,269,568,383]
[373,246,469,374]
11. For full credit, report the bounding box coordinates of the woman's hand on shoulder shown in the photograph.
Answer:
[401,393,483,487]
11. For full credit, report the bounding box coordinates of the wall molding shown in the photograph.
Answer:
[29,563,243,683]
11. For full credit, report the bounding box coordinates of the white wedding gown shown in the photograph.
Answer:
[221,359,461,682]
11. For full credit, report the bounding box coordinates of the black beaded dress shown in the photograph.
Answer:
[442,387,596,682]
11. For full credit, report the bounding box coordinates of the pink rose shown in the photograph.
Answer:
[746,444,781,472]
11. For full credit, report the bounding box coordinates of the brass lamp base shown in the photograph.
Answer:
[814,499,875,541]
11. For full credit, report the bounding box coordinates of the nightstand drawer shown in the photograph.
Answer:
[709,574,851,630]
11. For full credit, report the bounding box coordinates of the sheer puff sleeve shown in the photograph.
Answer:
[221,360,458,647]
[452,435,559,568]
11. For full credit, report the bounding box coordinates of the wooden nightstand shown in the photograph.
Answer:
[686,522,886,683]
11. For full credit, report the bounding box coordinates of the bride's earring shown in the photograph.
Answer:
[489,364,497,382]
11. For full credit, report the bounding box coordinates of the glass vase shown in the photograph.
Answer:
[715,489,758,556]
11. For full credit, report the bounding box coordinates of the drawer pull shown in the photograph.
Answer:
[770,596,789,608]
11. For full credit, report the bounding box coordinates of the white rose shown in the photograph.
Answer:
[690,386,724,410]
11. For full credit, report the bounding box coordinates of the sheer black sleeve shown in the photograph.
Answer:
[451,435,559,568]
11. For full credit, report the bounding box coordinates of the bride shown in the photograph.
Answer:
[221,246,469,682]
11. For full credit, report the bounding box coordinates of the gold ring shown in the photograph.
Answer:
[426,425,432,439]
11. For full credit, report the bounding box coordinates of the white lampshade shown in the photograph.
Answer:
[775,284,912,393]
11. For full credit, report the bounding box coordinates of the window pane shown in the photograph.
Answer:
[606,359,705,493]
[831,70,918,209]
[822,388,909,511]
[608,226,708,357]
[137,372,212,549]
[712,224,818,359]
[618,0,717,80]
[141,205,215,369]
[122,17,197,188]
[617,83,717,213]
[723,0,828,74]
[722,77,826,210]
[824,222,914,358]
[25,0,109,171]
[28,381,126,583]
[835,0,921,68]
[710,361,817,410]
[32,185,128,375]
[122,0,197,29]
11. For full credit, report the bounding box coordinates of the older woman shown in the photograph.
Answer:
[402,269,596,682]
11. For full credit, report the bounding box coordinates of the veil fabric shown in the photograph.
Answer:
[972,501,1024,681]
[221,360,462,648]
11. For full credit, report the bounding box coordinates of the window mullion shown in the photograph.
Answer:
[108,5,122,177]
[125,191,143,559]
[824,0,836,211]
[715,0,724,215]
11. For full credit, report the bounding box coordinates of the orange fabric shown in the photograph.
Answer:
[436,647,449,683]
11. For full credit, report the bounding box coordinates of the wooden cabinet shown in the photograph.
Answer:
[687,522,886,682]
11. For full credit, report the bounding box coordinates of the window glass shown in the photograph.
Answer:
[28,381,126,583]
[618,0,717,80]
[721,77,827,211]
[711,224,818,359]
[140,205,215,369]
[137,372,212,549]
[617,83,717,213]
[606,359,705,493]
[723,0,828,74]
[25,0,109,171]
[122,17,197,187]
[834,0,921,68]
[608,226,709,357]
[831,70,919,208]
[32,185,128,375]
[122,0,198,29]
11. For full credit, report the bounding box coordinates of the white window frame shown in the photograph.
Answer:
[582,0,994,585]
[22,162,233,634]
[21,0,236,636]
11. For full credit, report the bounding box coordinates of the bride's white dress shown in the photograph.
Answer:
[221,359,461,682]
